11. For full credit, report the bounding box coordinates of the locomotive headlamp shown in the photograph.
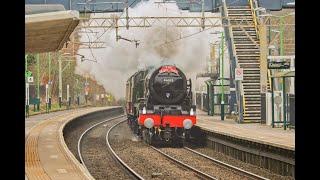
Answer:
[183,119,193,129]
[190,108,194,116]
[144,118,154,129]
[142,107,146,114]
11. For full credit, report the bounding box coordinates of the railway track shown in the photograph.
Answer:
[184,147,269,180]
[151,146,270,180]
[150,146,218,180]
[77,116,271,180]
[78,115,144,180]
[106,120,145,180]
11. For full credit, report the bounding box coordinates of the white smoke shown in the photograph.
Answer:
[75,0,224,99]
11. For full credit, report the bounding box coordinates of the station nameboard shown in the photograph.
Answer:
[268,61,290,69]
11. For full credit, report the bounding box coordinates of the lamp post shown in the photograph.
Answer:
[36,54,40,111]
[76,79,80,106]
[210,30,226,119]
[48,52,52,111]
[25,55,28,81]
[25,54,29,116]
[58,54,62,108]
[58,52,80,108]
[85,75,88,104]
[280,17,284,57]
[220,31,225,120]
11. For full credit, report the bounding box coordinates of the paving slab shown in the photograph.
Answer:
[196,110,295,150]
[25,106,118,180]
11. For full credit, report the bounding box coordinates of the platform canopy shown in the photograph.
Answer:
[25,6,80,53]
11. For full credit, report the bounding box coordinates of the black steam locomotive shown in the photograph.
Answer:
[126,65,196,146]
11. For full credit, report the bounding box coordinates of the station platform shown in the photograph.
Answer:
[195,110,295,151]
[25,106,115,180]
[26,108,87,138]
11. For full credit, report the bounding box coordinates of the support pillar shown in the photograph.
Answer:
[58,54,62,108]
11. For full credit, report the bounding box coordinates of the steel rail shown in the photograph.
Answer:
[184,147,270,180]
[106,119,145,180]
[150,146,218,180]
[77,115,126,174]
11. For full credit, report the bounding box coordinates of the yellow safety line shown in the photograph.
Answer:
[25,108,93,180]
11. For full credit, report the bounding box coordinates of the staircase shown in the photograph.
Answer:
[226,4,261,123]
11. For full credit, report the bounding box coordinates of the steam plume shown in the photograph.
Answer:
[75,0,224,99]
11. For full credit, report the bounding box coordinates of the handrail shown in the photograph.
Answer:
[248,0,259,39]
[267,69,272,91]
[222,0,243,122]
[223,1,238,64]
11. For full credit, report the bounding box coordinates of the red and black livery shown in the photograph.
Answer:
[126,65,196,146]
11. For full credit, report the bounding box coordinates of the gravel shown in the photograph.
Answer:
[159,147,250,180]
[80,117,132,180]
[109,121,201,180]
[63,108,123,161]
[63,108,293,180]
[187,146,293,180]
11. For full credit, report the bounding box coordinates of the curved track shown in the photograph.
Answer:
[78,116,270,180]
[106,120,145,180]
[78,115,144,180]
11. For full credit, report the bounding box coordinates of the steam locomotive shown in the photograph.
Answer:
[126,65,196,146]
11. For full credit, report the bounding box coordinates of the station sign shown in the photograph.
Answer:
[25,71,32,78]
[235,68,243,81]
[27,76,34,83]
[268,61,290,69]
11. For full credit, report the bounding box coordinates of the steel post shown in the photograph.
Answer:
[283,77,286,130]
[206,82,210,115]
[26,83,29,117]
[212,85,215,115]
[36,54,40,111]
[271,77,275,128]
[220,32,225,120]
[67,84,70,109]
[25,54,28,115]
[25,54,28,81]
[48,52,51,98]
[58,54,62,108]
[201,0,205,30]
[280,16,284,57]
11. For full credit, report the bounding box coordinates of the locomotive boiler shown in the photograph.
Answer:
[126,65,196,146]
